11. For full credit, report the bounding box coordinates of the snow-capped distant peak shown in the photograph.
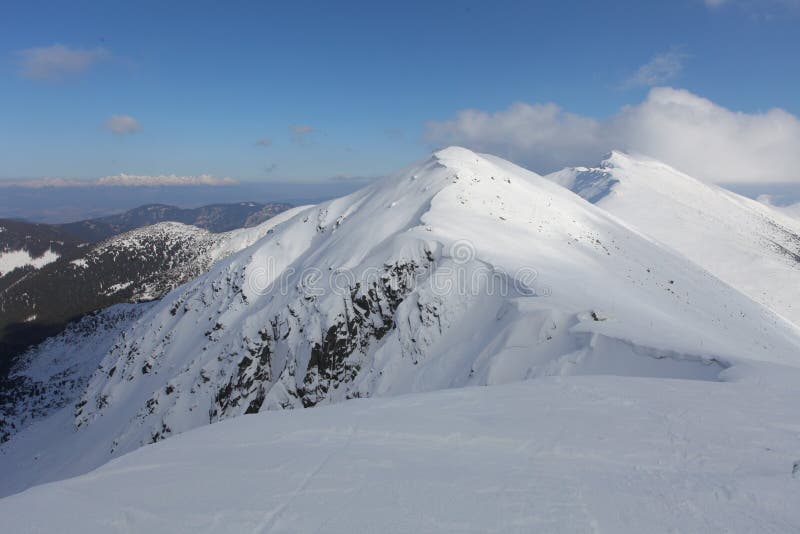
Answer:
[546,152,800,327]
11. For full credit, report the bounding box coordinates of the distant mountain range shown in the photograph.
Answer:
[58,202,292,242]
[0,201,293,378]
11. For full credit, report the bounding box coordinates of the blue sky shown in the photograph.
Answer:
[1,0,799,183]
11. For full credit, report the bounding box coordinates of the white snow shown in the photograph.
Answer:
[2,373,800,533]
[70,258,89,268]
[757,194,800,220]
[206,205,311,262]
[103,281,133,295]
[0,247,59,277]
[546,151,800,326]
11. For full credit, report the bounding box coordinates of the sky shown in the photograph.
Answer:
[0,0,799,189]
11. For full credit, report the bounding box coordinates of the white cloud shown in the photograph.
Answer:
[425,102,603,173]
[425,87,800,184]
[104,115,140,135]
[290,125,314,134]
[609,88,800,183]
[289,124,315,144]
[16,44,110,81]
[97,174,237,186]
[703,0,800,13]
[624,48,688,88]
[0,177,85,188]
[0,174,237,188]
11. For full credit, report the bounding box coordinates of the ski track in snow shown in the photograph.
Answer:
[2,375,800,533]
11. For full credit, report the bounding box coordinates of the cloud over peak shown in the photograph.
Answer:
[425,102,604,173]
[16,44,110,81]
[104,115,140,135]
[425,87,800,184]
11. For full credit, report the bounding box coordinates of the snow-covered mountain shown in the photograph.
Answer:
[757,194,800,221]
[546,151,800,326]
[3,147,799,497]
[59,201,293,243]
[0,201,293,284]
[0,209,304,375]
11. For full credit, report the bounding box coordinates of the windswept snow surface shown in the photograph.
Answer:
[546,151,800,326]
[757,194,800,221]
[2,147,800,499]
[2,374,800,533]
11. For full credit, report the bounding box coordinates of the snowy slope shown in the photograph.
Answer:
[0,303,153,442]
[3,147,800,497]
[0,208,307,366]
[546,151,800,326]
[2,373,800,533]
[64,205,307,303]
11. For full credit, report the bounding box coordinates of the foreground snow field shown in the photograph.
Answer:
[2,372,800,533]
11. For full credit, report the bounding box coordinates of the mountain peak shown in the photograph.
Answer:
[600,150,665,171]
[433,145,479,159]
[545,150,800,328]
[431,146,490,172]
[601,149,634,167]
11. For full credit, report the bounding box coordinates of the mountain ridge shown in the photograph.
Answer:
[545,150,800,326]
[3,147,798,496]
